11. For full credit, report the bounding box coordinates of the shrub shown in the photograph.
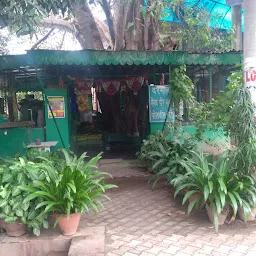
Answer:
[173,150,256,231]
[21,150,117,223]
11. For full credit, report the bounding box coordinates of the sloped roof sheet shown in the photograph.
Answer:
[0,50,242,70]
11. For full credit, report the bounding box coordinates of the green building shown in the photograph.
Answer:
[0,50,242,157]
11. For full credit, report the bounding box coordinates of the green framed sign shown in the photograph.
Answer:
[148,85,174,123]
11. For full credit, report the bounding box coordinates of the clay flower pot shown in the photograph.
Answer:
[0,219,27,237]
[54,213,81,236]
[238,207,256,222]
[206,204,228,226]
[188,192,204,209]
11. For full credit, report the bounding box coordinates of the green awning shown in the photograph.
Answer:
[0,50,242,71]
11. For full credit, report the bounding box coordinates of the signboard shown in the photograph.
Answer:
[148,85,174,123]
[244,57,256,118]
[48,96,65,118]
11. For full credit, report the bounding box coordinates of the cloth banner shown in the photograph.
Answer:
[102,81,121,96]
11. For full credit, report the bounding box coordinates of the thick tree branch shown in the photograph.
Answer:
[58,31,67,50]
[42,18,74,33]
[95,18,112,47]
[30,28,55,49]
[100,0,115,45]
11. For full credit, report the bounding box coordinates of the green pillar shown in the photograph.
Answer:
[169,65,172,81]
[209,66,213,102]
[44,88,70,151]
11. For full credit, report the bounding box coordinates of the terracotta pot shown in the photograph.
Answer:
[0,219,27,237]
[238,207,256,222]
[206,204,228,226]
[188,192,204,209]
[54,213,81,236]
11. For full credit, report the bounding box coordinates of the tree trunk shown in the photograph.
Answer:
[124,0,144,50]
[74,2,104,50]
[113,0,129,50]
[144,0,160,50]
[244,1,256,60]
[232,4,242,51]
[101,0,115,47]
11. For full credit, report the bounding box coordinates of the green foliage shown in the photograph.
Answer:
[137,131,171,167]
[149,140,194,189]
[173,150,256,232]
[0,33,10,55]
[0,158,49,236]
[193,70,244,139]
[21,150,117,222]
[231,141,256,175]
[193,69,256,174]
[16,92,43,103]
[25,148,64,170]
[0,0,87,35]
[169,0,234,51]
[169,65,195,121]
[137,130,196,189]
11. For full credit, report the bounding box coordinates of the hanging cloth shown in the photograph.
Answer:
[102,81,121,96]
[126,76,144,92]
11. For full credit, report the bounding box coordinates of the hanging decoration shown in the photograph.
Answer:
[74,79,93,95]
[74,79,93,112]
[126,76,145,92]
[102,81,121,96]
[67,75,146,97]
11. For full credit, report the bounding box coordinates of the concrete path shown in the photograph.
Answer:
[81,159,256,256]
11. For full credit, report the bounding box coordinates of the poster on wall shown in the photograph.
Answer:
[148,85,174,123]
[48,96,65,118]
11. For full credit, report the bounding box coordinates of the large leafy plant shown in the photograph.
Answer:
[21,150,117,221]
[0,158,49,236]
[173,150,256,231]
[137,131,171,168]
[25,148,64,170]
[149,140,194,188]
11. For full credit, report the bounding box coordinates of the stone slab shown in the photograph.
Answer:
[68,235,105,256]
[68,226,105,256]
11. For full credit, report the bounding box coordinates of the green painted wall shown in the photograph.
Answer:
[0,128,44,158]
[150,123,227,143]
[44,89,70,151]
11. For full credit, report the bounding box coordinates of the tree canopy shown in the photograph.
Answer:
[0,0,234,52]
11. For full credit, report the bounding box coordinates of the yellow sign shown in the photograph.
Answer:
[48,96,65,118]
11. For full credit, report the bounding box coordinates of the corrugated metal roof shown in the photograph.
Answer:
[0,50,242,71]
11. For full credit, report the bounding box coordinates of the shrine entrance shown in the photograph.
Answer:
[70,72,150,159]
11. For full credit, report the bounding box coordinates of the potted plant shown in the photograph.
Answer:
[0,158,49,236]
[148,139,193,189]
[237,177,256,222]
[173,150,254,231]
[137,131,171,172]
[238,206,256,222]
[21,150,117,236]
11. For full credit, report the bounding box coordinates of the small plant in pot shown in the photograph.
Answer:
[173,150,254,232]
[236,176,256,222]
[21,150,117,236]
[0,158,49,236]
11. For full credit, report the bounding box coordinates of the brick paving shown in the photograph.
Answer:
[81,160,256,256]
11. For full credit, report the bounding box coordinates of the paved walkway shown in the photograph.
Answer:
[81,160,256,256]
